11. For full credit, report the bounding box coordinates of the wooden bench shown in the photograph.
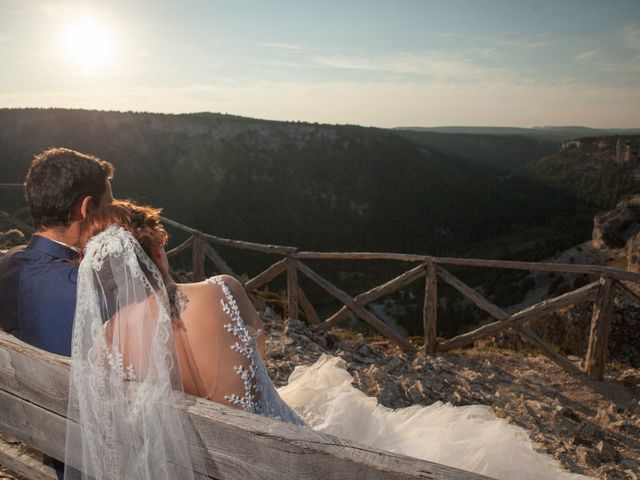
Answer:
[0,332,490,480]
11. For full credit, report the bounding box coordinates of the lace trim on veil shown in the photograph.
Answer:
[66,224,194,480]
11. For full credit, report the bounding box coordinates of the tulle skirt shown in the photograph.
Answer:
[277,354,592,480]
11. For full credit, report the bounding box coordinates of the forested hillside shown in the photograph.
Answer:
[526,136,640,208]
[394,129,558,173]
[0,108,590,257]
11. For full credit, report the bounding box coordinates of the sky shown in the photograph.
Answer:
[0,0,639,128]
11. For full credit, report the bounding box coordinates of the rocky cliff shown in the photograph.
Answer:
[527,135,640,208]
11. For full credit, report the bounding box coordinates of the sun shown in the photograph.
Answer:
[58,14,114,70]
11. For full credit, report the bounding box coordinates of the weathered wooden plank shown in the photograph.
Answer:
[0,435,56,480]
[294,260,416,353]
[160,217,297,254]
[286,257,299,321]
[437,281,600,352]
[0,209,34,235]
[298,286,321,325]
[0,334,489,480]
[166,235,195,257]
[192,237,206,281]
[436,266,506,321]
[516,326,583,377]
[602,267,640,283]
[319,263,427,332]
[244,258,288,292]
[585,276,615,380]
[292,251,640,283]
[436,267,583,376]
[0,388,490,480]
[614,280,640,306]
[423,262,438,354]
[0,389,218,480]
[294,251,432,262]
[434,256,604,275]
[201,241,240,279]
[436,257,640,283]
[0,332,70,414]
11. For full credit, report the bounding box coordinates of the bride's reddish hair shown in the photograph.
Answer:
[79,200,168,258]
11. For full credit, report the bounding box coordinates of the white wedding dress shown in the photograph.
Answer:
[275,354,593,480]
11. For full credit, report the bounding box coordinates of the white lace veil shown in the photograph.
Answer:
[64,224,197,480]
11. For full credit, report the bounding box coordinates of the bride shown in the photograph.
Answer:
[65,200,591,480]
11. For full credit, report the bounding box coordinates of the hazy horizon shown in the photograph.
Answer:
[1,0,639,128]
[5,107,640,131]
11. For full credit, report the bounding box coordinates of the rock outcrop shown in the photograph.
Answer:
[593,195,640,251]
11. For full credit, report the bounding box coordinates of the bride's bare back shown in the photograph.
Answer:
[171,275,266,409]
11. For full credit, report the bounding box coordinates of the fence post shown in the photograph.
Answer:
[423,261,437,354]
[192,237,206,282]
[584,275,615,380]
[286,255,299,321]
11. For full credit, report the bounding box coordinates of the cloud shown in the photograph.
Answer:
[420,31,547,49]
[310,51,534,87]
[493,39,547,49]
[257,42,303,50]
[576,50,598,60]
[0,0,33,16]
[622,23,640,50]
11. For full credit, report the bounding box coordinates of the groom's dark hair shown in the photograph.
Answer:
[25,147,115,230]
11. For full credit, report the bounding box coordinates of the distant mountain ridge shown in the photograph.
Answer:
[395,125,640,143]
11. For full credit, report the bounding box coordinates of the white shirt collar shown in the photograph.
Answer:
[48,237,80,253]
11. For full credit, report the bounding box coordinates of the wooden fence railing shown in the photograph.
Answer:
[2,207,639,381]
[158,217,640,381]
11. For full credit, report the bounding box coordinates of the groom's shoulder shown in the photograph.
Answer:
[0,244,29,274]
[0,241,78,285]
[1,244,28,260]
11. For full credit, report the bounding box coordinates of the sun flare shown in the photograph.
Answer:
[58,14,114,70]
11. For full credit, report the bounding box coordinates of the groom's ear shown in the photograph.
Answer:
[79,195,93,219]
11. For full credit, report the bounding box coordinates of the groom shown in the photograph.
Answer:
[0,147,114,356]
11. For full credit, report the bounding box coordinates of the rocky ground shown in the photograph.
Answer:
[263,310,640,480]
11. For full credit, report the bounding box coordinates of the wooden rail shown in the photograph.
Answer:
[1,209,635,380]
[157,217,635,379]
[0,332,490,480]
[0,210,34,235]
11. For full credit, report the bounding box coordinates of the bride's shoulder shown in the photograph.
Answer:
[198,275,247,300]
[177,275,245,304]
[178,274,239,290]
[205,274,242,291]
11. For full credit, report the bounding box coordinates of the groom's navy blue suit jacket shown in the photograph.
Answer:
[0,235,78,356]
